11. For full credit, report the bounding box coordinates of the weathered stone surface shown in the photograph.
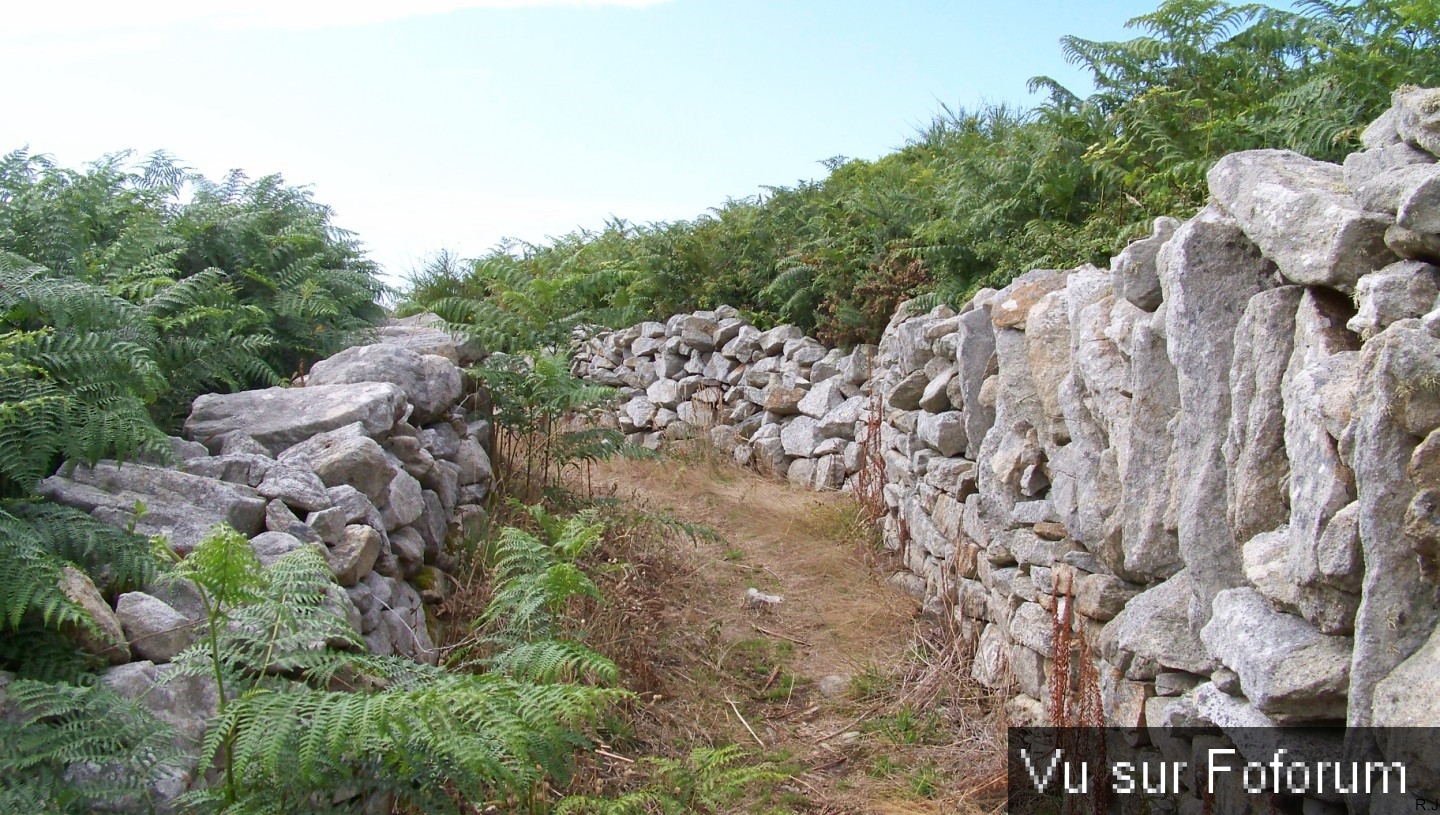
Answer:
[622,395,657,430]
[186,381,407,455]
[836,344,876,385]
[645,378,683,409]
[1154,671,1204,698]
[902,495,952,559]
[779,416,823,457]
[1200,588,1352,721]
[1101,664,1153,729]
[1112,571,1217,676]
[1362,106,1402,149]
[389,526,426,578]
[818,395,868,439]
[105,659,220,749]
[256,464,333,512]
[1010,602,1055,658]
[798,377,848,419]
[306,505,347,545]
[991,268,1068,330]
[1119,305,1182,580]
[1074,574,1138,622]
[1394,86,1440,157]
[1347,260,1440,338]
[917,368,955,413]
[679,315,719,351]
[757,324,802,355]
[809,454,846,490]
[914,410,966,458]
[377,312,484,365]
[762,385,806,415]
[328,525,382,587]
[1024,289,1075,449]
[1284,290,1364,634]
[37,461,267,555]
[380,471,424,531]
[455,438,492,486]
[1371,622,1440,793]
[180,452,274,487]
[1158,204,1278,620]
[58,566,129,664]
[306,343,462,424]
[785,457,815,489]
[249,530,311,567]
[1350,162,1440,217]
[787,338,828,367]
[1207,149,1395,291]
[1242,528,1298,609]
[884,315,936,374]
[1011,499,1057,526]
[885,370,928,411]
[1398,167,1440,234]
[265,499,321,544]
[971,622,1010,688]
[1224,287,1302,545]
[279,425,397,503]
[954,308,997,460]
[1387,222,1440,263]
[1341,324,1440,725]
[116,591,195,663]
[1342,141,1435,199]
[1112,216,1179,311]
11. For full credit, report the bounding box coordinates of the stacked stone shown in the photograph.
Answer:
[573,89,1440,803]
[34,314,491,757]
[570,304,878,492]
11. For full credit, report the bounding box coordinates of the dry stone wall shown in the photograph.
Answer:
[31,312,492,792]
[574,90,1440,759]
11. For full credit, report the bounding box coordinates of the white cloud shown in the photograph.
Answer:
[5,0,668,40]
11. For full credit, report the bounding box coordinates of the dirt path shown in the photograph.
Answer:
[585,450,1000,814]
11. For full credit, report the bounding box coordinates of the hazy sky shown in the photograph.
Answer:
[2,0,1166,285]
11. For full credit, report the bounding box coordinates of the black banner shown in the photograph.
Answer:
[1008,727,1440,814]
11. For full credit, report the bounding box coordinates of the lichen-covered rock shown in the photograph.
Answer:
[37,461,267,555]
[1207,149,1395,291]
[1224,286,1302,546]
[1111,216,1179,311]
[116,591,195,663]
[58,566,129,664]
[1119,305,1182,580]
[990,268,1069,330]
[256,464,333,512]
[306,343,462,425]
[1158,204,1278,621]
[1393,86,1440,158]
[377,312,484,365]
[328,525,383,587]
[1200,588,1352,722]
[186,382,407,456]
[1112,571,1217,676]
[279,424,398,503]
[1341,323,1440,725]
[1347,260,1440,338]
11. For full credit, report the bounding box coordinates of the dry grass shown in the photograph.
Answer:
[556,451,1010,814]
[432,439,1009,813]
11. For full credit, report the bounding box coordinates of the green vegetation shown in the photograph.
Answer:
[0,147,389,674]
[1,149,388,687]
[556,745,787,815]
[404,0,1440,346]
[5,0,1439,808]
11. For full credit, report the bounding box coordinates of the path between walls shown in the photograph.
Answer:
[587,452,1005,813]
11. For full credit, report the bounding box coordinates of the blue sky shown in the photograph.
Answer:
[2,0,1168,285]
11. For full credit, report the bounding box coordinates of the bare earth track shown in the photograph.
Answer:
[579,450,1005,814]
